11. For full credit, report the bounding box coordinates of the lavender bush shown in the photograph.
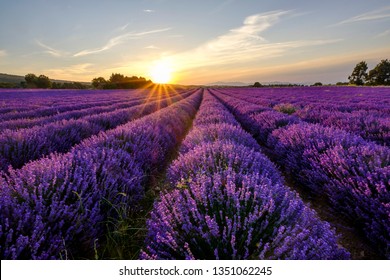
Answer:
[0,91,193,171]
[295,108,390,145]
[179,124,259,154]
[0,90,202,259]
[213,88,390,258]
[269,123,390,257]
[141,171,349,260]
[142,91,349,260]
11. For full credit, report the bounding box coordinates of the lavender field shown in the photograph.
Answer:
[0,86,389,260]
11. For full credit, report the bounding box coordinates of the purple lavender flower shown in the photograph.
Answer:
[142,90,349,260]
[0,90,195,171]
[270,123,390,258]
[0,90,202,259]
[141,171,349,260]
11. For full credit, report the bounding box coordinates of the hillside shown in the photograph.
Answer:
[0,73,91,86]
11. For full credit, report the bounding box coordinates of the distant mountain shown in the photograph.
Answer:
[0,73,91,85]
[206,81,251,87]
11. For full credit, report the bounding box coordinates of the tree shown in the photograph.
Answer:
[367,59,390,86]
[253,82,262,87]
[24,73,52,88]
[51,82,61,89]
[348,61,368,85]
[92,77,107,89]
[24,73,38,88]
[36,75,51,88]
[92,73,153,90]
[109,73,125,84]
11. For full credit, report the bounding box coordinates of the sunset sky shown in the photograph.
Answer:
[0,0,389,85]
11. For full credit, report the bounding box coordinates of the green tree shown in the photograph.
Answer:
[51,82,61,89]
[348,61,368,85]
[92,73,153,90]
[92,77,107,89]
[36,74,52,88]
[367,59,390,86]
[24,73,38,88]
[253,82,262,87]
[109,73,125,84]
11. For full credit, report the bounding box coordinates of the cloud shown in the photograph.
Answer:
[36,40,68,57]
[241,47,390,82]
[117,23,129,32]
[333,6,390,25]
[175,46,390,85]
[73,28,171,57]
[166,11,340,72]
[376,29,390,37]
[0,50,7,57]
[143,9,155,13]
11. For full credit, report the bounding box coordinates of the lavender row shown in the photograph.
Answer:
[0,87,191,108]
[0,89,192,132]
[0,90,152,122]
[0,105,42,115]
[216,87,390,146]
[0,98,128,122]
[213,90,390,258]
[0,89,144,105]
[0,90,202,259]
[216,87,390,114]
[0,91,128,121]
[0,87,192,121]
[0,90,195,171]
[293,108,390,146]
[141,91,349,260]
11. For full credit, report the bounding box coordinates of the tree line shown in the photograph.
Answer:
[91,73,153,89]
[16,72,153,89]
[21,73,87,89]
[349,59,390,86]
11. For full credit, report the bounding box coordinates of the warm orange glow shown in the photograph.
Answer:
[149,60,173,84]
[136,83,182,116]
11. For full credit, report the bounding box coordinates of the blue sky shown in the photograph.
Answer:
[0,0,389,84]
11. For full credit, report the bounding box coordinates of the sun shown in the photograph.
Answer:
[150,60,173,84]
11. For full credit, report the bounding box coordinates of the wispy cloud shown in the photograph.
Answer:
[333,6,390,25]
[117,23,129,32]
[143,9,155,13]
[0,49,7,57]
[74,28,171,57]
[36,40,68,57]
[236,47,390,83]
[167,11,340,71]
[376,29,390,37]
